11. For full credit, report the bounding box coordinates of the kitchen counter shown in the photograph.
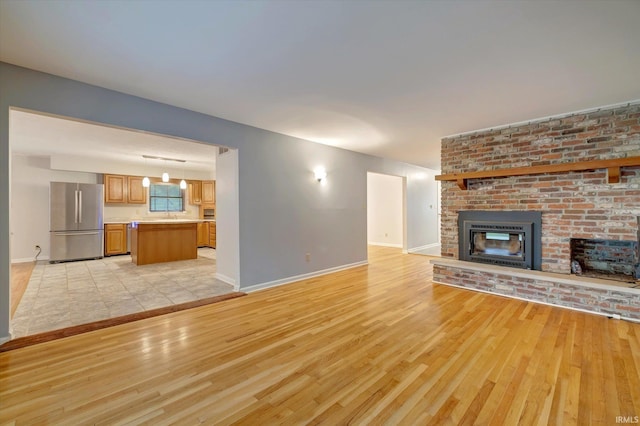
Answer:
[132,219,202,224]
[104,218,215,224]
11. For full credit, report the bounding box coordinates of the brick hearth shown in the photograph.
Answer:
[434,102,640,320]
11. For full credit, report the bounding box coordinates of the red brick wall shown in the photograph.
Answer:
[440,103,640,274]
[433,265,640,319]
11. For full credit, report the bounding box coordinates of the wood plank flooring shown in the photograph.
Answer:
[1,246,639,424]
[0,292,246,353]
[9,261,34,318]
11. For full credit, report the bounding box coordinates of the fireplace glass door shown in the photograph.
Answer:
[470,231,525,261]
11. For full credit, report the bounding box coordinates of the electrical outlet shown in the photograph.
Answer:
[305,253,311,262]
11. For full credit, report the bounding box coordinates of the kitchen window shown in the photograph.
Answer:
[149,183,184,212]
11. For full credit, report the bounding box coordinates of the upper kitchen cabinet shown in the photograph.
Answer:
[189,180,203,205]
[127,176,146,204]
[202,180,215,205]
[104,174,126,203]
[188,180,215,206]
[104,174,147,204]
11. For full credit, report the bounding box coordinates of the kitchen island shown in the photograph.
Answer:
[130,220,198,265]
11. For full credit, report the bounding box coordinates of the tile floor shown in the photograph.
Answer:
[11,248,234,338]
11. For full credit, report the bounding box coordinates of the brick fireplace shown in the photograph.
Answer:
[432,102,640,319]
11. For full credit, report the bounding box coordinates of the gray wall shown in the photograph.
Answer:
[0,62,439,341]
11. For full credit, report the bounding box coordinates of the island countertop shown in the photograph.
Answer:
[104,218,215,224]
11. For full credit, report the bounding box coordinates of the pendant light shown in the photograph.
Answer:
[142,157,150,187]
[162,160,170,182]
[142,154,185,184]
[179,163,187,189]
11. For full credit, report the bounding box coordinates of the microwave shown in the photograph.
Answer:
[203,208,215,219]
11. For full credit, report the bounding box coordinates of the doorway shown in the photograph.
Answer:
[366,172,406,252]
[8,109,239,338]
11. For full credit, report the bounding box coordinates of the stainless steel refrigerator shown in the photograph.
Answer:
[49,182,104,263]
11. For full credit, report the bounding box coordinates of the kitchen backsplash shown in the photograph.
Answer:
[103,204,201,222]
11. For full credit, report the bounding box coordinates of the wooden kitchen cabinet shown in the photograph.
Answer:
[189,181,203,205]
[104,174,147,204]
[127,176,147,204]
[197,222,209,247]
[209,222,216,248]
[104,223,128,256]
[104,174,127,203]
[202,180,215,204]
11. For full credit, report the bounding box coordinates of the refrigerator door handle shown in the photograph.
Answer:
[78,190,83,223]
[53,231,101,236]
[74,190,79,223]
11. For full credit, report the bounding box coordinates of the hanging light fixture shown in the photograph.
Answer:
[162,160,170,182]
[142,155,185,184]
[142,157,150,187]
[180,161,188,189]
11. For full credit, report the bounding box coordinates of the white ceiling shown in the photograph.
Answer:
[9,109,218,174]
[2,0,640,170]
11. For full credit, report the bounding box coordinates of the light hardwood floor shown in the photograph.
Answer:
[1,246,639,424]
[9,261,34,318]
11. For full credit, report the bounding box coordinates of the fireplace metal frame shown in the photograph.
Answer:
[458,211,542,270]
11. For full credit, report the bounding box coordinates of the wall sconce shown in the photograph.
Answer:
[314,166,327,184]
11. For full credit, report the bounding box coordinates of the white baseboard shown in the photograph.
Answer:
[242,260,368,293]
[408,243,441,256]
[215,272,237,289]
[11,256,48,264]
[368,242,403,248]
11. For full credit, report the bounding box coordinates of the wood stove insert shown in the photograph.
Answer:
[458,211,542,270]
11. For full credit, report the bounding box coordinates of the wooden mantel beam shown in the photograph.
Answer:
[435,156,640,189]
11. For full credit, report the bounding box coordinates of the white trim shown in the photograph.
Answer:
[432,279,640,324]
[442,99,640,140]
[215,272,237,289]
[408,243,441,255]
[11,257,46,264]
[368,242,402,248]
[243,260,368,293]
